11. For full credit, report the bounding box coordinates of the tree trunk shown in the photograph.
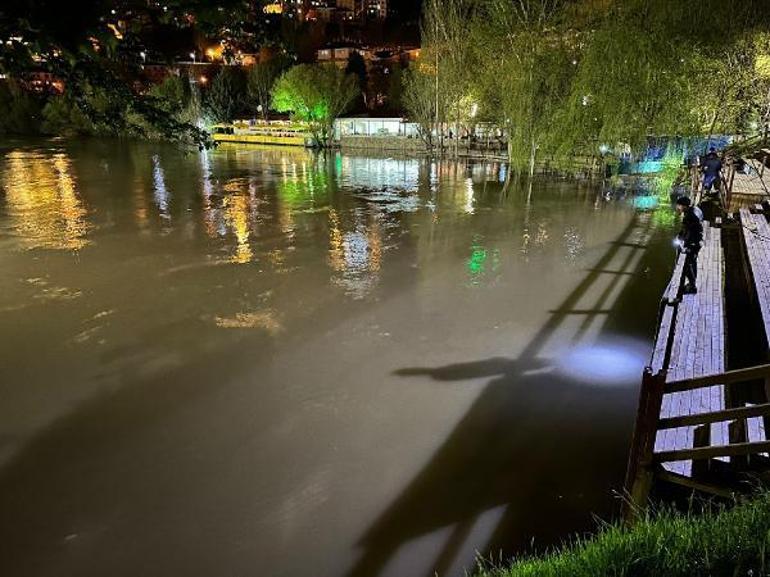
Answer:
[762,85,770,146]
[528,137,537,179]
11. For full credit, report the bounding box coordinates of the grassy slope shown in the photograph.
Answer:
[479,493,770,577]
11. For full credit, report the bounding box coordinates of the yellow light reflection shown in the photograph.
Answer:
[367,216,382,273]
[224,194,254,264]
[133,173,150,232]
[2,151,90,250]
[327,209,384,299]
[328,209,346,272]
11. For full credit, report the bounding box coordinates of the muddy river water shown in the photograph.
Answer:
[0,139,675,577]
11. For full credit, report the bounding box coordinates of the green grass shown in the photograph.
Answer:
[477,493,770,577]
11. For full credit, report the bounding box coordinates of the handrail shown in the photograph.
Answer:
[655,440,770,463]
[658,401,770,429]
[666,363,770,392]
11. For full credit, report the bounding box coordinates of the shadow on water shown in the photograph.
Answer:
[0,322,276,577]
[0,142,679,577]
[347,212,676,577]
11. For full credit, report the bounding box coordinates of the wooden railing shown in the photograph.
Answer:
[624,362,770,521]
[689,159,735,211]
[721,162,736,210]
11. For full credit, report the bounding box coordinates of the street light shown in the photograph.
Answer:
[190,51,196,63]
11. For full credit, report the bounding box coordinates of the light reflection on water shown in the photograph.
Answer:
[555,337,651,386]
[0,140,675,577]
[1,151,89,250]
[0,142,660,339]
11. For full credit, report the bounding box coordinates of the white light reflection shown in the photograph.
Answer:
[464,178,475,214]
[555,337,648,386]
[152,155,170,219]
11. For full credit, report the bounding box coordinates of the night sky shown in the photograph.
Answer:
[390,0,423,20]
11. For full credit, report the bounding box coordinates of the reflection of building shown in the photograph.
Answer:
[327,208,383,299]
[1,151,89,250]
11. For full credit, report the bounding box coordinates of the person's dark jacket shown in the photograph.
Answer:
[701,152,722,176]
[678,207,703,249]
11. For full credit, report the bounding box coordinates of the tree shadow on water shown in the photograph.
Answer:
[347,213,667,577]
[347,354,641,577]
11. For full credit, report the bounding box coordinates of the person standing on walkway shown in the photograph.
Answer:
[675,196,703,295]
[700,146,723,195]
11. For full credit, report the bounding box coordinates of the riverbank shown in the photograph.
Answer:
[478,492,770,577]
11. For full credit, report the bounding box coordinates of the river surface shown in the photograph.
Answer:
[0,139,674,577]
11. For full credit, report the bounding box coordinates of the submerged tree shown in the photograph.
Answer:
[406,0,770,172]
[0,79,42,134]
[271,64,358,147]
[247,55,290,120]
[475,0,580,174]
[205,67,246,124]
[417,0,478,154]
[403,66,437,147]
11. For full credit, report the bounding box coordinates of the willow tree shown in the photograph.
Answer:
[403,66,437,148]
[754,33,770,143]
[248,55,290,121]
[475,0,580,175]
[429,0,478,155]
[407,0,479,155]
[557,0,770,156]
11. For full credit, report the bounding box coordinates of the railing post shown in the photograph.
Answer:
[624,368,667,522]
[691,164,700,199]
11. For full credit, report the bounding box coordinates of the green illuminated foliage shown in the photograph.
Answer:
[271,64,358,147]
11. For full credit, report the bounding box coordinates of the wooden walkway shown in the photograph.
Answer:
[739,207,770,454]
[652,224,728,478]
[730,159,770,200]
[742,207,770,340]
[625,208,770,515]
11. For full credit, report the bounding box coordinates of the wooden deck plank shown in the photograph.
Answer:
[655,224,726,476]
[735,213,770,461]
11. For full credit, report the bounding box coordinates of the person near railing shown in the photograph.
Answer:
[675,196,704,295]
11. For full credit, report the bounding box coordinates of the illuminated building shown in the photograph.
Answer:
[364,0,387,19]
[334,0,387,20]
[263,2,284,14]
